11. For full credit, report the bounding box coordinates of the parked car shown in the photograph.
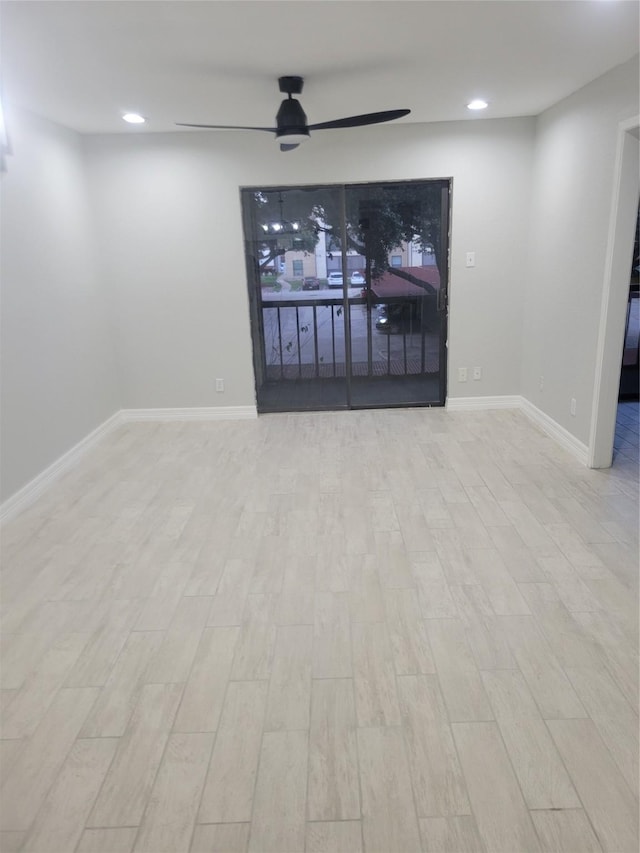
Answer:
[327,271,344,288]
[350,271,365,286]
[302,276,320,290]
[375,302,418,333]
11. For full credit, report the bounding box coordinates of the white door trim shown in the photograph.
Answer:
[588,115,640,468]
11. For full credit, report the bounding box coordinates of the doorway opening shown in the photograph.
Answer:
[618,204,639,403]
[589,118,640,468]
[241,179,451,413]
[612,205,639,469]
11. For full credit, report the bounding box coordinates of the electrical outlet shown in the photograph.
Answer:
[466,252,475,268]
[570,397,576,416]
[473,366,482,381]
[458,367,468,383]
[539,375,544,391]
[216,378,225,393]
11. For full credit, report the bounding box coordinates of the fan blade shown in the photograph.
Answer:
[308,108,410,131]
[280,143,300,152]
[175,123,276,132]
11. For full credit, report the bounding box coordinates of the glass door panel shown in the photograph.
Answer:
[242,185,349,411]
[344,180,449,408]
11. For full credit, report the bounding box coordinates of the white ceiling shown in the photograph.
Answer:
[2,0,638,135]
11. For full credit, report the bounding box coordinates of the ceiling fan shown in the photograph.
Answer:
[175,76,410,152]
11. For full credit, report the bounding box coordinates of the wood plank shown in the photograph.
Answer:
[357,726,422,853]
[452,721,541,853]
[307,678,360,821]
[198,680,267,823]
[133,732,213,853]
[547,718,638,853]
[88,683,183,828]
[248,730,308,853]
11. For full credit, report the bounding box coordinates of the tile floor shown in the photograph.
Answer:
[0,407,638,853]
[614,400,639,468]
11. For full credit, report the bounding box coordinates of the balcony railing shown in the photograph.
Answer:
[261,294,439,381]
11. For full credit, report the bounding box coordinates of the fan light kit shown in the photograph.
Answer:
[122,113,145,124]
[176,76,410,152]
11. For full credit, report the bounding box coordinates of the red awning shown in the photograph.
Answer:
[369,266,440,298]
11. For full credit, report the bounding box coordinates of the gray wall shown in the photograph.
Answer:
[85,117,535,408]
[521,56,639,444]
[0,109,120,502]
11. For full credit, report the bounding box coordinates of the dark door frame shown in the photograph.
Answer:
[241,177,452,412]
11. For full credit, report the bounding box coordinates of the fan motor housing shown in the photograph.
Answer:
[275,97,309,140]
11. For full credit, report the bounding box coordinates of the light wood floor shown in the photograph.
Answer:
[1,406,638,853]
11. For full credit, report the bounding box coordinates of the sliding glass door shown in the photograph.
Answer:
[241,179,449,412]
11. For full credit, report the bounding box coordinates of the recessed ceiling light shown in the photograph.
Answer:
[122,113,145,124]
[467,99,488,111]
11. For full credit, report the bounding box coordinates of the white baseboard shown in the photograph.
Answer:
[0,405,258,523]
[445,395,521,411]
[121,405,258,422]
[519,398,589,466]
[446,394,589,465]
[0,410,124,524]
[1,398,589,524]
